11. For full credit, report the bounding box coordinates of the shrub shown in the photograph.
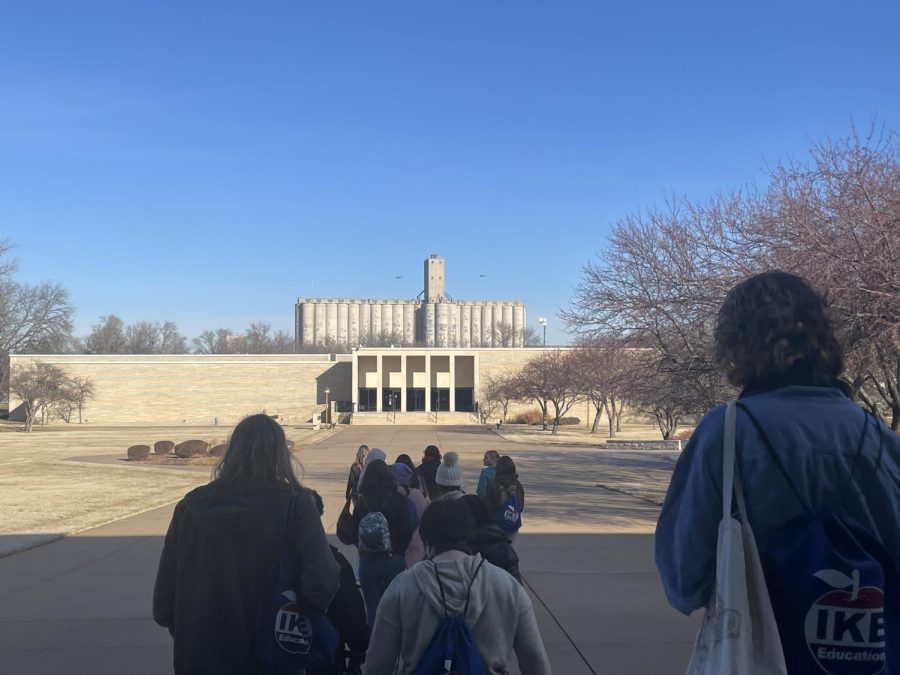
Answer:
[209,444,227,457]
[511,409,545,425]
[558,417,581,426]
[174,440,209,458]
[154,440,175,455]
[675,429,693,441]
[127,444,151,461]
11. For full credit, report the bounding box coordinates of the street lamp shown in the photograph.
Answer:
[538,317,548,346]
[324,387,331,428]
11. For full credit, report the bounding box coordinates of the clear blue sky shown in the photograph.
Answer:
[2,1,898,344]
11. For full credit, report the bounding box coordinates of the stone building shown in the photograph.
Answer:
[6,347,559,426]
[295,255,527,349]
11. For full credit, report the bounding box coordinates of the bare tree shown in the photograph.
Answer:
[514,350,582,434]
[192,328,236,354]
[0,248,74,395]
[124,321,162,353]
[479,373,519,423]
[523,325,543,347]
[158,321,189,354]
[69,376,95,423]
[9,362,71,431]
[572,340,633,437]
[84,315,127,354]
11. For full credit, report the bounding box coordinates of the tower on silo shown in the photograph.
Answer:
[424,255,445,302]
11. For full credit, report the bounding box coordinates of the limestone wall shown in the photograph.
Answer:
[7,354,352,426]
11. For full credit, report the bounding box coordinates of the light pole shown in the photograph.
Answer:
[324,387,331,428]
[538,317,548,346]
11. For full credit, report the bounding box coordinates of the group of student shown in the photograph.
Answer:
[152,270,900,674]
[152,424,545,675]
[343,445,526,628]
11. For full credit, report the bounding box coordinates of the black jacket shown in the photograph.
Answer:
[350,486,414,555]
[416,458,441,502]
[472,525,522,583]
[308,546,369,675]
[153,483,340,675]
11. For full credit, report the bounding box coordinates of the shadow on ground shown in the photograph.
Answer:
[0,522,699,675]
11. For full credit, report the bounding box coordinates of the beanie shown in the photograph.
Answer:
[390,462,414,486]
[436,452,462,487]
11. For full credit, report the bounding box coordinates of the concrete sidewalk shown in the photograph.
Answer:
[0,502,699,674]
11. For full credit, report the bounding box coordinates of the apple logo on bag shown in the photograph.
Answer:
[804,569,885,675]
[274,590,313,655]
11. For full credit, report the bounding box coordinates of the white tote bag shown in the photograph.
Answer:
[685,402,787,675]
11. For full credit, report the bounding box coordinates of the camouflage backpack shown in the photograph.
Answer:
[358,496,392,553]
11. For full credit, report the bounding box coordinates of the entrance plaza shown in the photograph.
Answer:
[0,426,700,674]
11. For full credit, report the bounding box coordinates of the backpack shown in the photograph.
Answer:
[358,495,392,554]
[256,495,340,671]
[494,484,522,534]
[413,558,487,675]
[737,402,898,675]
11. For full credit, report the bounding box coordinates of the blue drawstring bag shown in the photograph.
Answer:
[738,403,898,675]
[494,486,522,534]
[414,558,487,675]
[256,496,340,672]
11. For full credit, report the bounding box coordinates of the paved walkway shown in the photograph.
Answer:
[0,426,701,673]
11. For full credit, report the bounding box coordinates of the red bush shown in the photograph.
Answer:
[154,440,175,455]
[127,445,151,461]
[174,440,209,458]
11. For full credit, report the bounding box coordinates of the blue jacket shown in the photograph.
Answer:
[655,385,900,615]
[476,466,496,498]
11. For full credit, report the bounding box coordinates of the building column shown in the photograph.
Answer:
[424,354,432,413]
[376,353,383,412]
[449,354,456,412]
[351,350,359,412]
[400,354,407,413]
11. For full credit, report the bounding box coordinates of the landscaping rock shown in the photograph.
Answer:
[209,444,226,457]
[154,440,175,455]
[174,440,209,458]
[127,445,151,461]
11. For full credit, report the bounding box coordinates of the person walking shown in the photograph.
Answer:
[435,451,465,500]
[460,494,522,583]
[346,444,369,504]
[362,499,552,675]
[390,462,428,567]
[394,453,421,490]
[484,456,525,542]
[308,490,369,675]
[655,271,900,673]
[351,459,413,626]
[476,450,500,498]
[416,445,442,501]
[153,414,340,675]
[356,447,386,495]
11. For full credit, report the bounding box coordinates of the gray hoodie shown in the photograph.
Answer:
[363,552,552,675]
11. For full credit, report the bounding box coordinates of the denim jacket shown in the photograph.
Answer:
[655,385,900,615]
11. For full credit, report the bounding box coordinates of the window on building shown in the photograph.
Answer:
[431,388,450,412]
[358,388,377,412]
[455,387,474,412]
[406,388,426,411]
[383,388,401,412]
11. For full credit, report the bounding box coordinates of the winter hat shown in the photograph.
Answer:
[436,451,463,487]
[390,462,414,487]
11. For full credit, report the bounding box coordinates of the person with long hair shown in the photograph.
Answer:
[350,458,413,625]
[415,445,442,502]
[346,444,369,504]
[153,414,340,674]
[656,271,900,668]
[484,456,525,542]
